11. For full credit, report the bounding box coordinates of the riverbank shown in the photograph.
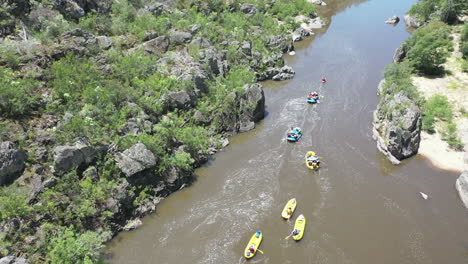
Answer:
[413,28,468,172]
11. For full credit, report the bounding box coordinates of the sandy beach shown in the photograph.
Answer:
[411,30,468,172]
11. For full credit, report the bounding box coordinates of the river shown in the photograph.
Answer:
[107,0,468,263]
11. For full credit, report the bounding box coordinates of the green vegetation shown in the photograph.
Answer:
[421,95,463,149]
[404,21,452,75]
[461,24,468,72]
[0,67,40,118]
[0,0,319,262]
[48,228,110,264]
[408,0,468,24]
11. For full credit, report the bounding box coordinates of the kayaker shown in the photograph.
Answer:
[287,207,293,216]
[321,77,327,83]
[249,245,255,253]
[255,230,261,237]
[292,229,299,236]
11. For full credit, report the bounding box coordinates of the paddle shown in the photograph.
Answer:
[257,249,264,254]
[284,230,294,240]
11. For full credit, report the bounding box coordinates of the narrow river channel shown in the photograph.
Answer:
[107,0,468,263]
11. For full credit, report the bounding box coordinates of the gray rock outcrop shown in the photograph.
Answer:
[266,35,294,53]
[169,31,192,45]
[239,83,266,132]
[54,139,97,172]
[200,46,230,76]
[240,3,257,15]
[393,43,407,63]
[404,14,422,28]
[385,16,400,24]
[0,256,29,264]
[0,142,27,186]
[115,143,157,177]
[258,66,295,81]
[373,91,422,164]
[308,0,327,5]
[456,171,468,209]
[141,36,170,54]
[292,27,312,42]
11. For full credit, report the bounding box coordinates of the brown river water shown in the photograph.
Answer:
[107,0,468,263]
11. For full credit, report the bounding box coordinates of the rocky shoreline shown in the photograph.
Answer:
[0,0,327,262]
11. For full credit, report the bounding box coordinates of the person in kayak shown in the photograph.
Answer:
[287,207,293,216]
[292,229,299,236]
[249,245,255,253]
[255,230,261,237]
[321,77,327,83]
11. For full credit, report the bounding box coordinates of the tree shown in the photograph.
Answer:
[405,21,452,75]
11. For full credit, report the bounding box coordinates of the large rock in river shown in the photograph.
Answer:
[115,143,157,177]
[373,89,422,164]
[0,142,27,186]
[456,171,468,209]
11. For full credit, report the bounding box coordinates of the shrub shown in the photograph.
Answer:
[0,186,32,221]
[422,95,453,133]
[47,227,110,264]
[271,0,316,21]
[441,122,464,150]
[382,62,419,100]
[0,67,40,118]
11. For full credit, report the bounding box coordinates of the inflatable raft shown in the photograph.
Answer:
[292,214,306,241]
[244,230,263,259]
[281,198,297,220]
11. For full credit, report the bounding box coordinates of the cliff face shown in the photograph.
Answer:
[0,0,324,262]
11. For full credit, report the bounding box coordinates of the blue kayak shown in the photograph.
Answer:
[307,95,320,104]
[287,127,302,142]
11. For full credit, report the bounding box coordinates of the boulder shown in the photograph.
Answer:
[123,218,143,231]
[200,46,230,76]
[53,139,97,172]
[385,16,400,24]
[456,171,468,209]
[241,40,252,56]
[240,3,257,15]
[48,28,98,59]
[51,0,85,19]
[114,143,157,177]
[266,35,294,53]
[157,51,209,94]
[193,110,212,125]
[0,256,29,264]
[190,37,212,49]
[404,14,422,28]
[238,83,266,132]
[169,31,192,45]
[166,90,196,110]
[272,66,295,81]
[0,142,27,186]
[141,36,170,54]
[393,43,406,63]
[292,27,312,42]
[373,92,421,164]
[307,0,327,5]
[96,36,112,50]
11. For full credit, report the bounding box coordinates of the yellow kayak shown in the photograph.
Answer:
[293,214,306,241]
[244,230,263,259]
[281,198,297,220]
[305,151,319,170]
